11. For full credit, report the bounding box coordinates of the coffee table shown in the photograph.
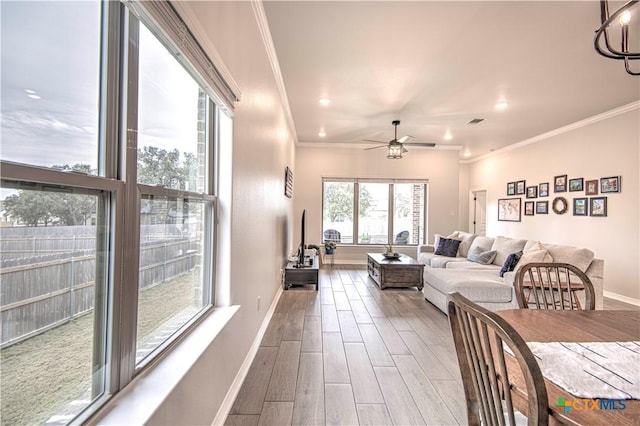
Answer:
[367,253,424,290]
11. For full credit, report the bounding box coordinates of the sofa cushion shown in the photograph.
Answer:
[499,251,523,277]
[446,261,501,271]
[491,236,528,266]
[424,269,513,303]
[468,236,495,255]
[430,256,467,268]
[435,238,461,257]
[455,231,477,258]
[515,242,553,272]
[543,244,595,272]
[467,246,497,265]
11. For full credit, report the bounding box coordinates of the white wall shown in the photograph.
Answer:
[464,106,639,302]
[146,2,295,424]
[294,146,461,263]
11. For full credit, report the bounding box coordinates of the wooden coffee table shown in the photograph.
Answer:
[367,253,424,290]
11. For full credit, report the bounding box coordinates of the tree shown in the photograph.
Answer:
[324,183,372,222]
[137,146,192,189]
[3,191,58,226]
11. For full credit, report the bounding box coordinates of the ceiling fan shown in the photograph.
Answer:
[363,120,436,159]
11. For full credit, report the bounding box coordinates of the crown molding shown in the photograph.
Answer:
[461,100,640,164]
[251,0,299,144]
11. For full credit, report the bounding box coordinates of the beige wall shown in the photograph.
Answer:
[294,146,460,263]
[463,107,639,302]
[147,2,296,424]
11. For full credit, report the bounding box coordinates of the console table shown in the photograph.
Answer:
[284,255,318,290]
[367,253,424,290]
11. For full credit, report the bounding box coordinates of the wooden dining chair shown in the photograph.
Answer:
[447,292,549,426]
[514,262,595,310]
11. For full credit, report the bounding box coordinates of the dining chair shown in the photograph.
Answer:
[323,229,341,243]
[514,262,595,310]
[447,292,549,426]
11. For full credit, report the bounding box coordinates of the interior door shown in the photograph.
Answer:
[472,190,487,236]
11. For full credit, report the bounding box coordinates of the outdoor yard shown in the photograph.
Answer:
[0,272,197,425]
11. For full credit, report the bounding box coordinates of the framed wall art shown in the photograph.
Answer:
[539,182,549,197]
[585,179,598,195]
[569,178,584,192]
[526,186,537,199]
[515,180,526,195]
[524,201,534,216]
[590,197,607,217]
[507,182,516,196]
[600,176,620,193]
[573,198,587,216]
[536,201,548,214]
[498,198,521,222]
[284,166,293,198]
[554,175,567,192]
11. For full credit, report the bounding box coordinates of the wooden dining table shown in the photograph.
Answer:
[496,309,640,425]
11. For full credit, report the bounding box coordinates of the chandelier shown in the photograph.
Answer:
[594,0,639,75]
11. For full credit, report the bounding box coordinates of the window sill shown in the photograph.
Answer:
[89,305,239,425]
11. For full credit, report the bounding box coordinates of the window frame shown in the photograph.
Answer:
[0,0,234,422]
[322,178,428,246]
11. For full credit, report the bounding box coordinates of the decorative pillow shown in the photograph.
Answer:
[434,237,461,257]
[499,251,523,277]
[514,242,554,272]
[434,232,459,248]
[467,246,497,265]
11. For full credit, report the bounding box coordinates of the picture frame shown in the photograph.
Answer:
[284,166,293,198]
[573,198,588,216]
[524,201,534,216]
[569,178,584,192]
[507,182,516,196]
[539,182,549,197]
[585,179,598,196]
[590,197,607,217]
[536,201,548,214]
[554,175,567,192]
[515,180,526,195]
[526,186,537,199]
[600,176,621,193]
[498,198,521,222]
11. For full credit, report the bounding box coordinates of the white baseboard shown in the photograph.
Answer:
[603,290,640,307]
[211,286,284,425]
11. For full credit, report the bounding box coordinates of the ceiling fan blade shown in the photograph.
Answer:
[404,142,436,147]
[402,147,408,153]
[397,135,414,143]
[364,145,388,151]
[362,139,388,143]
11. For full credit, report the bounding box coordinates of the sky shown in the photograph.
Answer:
[1,1,199,199]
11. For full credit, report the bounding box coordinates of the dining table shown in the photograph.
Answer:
[496,309,640,425]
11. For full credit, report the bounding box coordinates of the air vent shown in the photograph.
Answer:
[467,118,485,125]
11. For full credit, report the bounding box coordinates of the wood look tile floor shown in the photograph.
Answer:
[225,266,464,426]
[225,266,640,426]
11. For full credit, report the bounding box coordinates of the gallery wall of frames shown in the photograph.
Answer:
[498,175,621,222]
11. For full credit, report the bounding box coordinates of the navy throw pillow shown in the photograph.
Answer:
[434,237,461,257]
[499,251,523,277]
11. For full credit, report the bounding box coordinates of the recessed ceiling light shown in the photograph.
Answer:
[319,98,331,106]
[443,132,453,141]
[495,101,509,110]
[318,130,327,137]
[463,151,471,157]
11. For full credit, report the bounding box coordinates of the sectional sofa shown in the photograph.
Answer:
[417,231,604,312]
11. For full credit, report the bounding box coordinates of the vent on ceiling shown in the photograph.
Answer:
[467,118,485,125]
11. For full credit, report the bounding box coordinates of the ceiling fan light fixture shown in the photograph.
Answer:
[387,142,403,159]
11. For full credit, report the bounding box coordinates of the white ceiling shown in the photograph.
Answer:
[263,1,639,160]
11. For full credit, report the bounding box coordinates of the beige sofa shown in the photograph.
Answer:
[417,232,604,312]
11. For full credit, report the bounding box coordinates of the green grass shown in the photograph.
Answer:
[0,273,199,426]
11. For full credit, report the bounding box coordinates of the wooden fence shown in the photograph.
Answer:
[0,226,200,348]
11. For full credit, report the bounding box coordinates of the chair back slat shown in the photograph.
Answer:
[515,262,595,310]
[448,292,549,426]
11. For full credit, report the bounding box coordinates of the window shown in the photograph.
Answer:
[0,1,235,423]
[322,179,427,246]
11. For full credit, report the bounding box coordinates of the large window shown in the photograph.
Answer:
[322,179,427,246]
[0,1,233,424]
